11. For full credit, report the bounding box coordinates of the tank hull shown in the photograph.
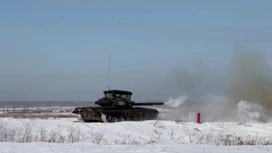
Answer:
[72,106,160,122]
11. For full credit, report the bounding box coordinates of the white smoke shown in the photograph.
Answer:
[164,95,188,108]
[237,100,268,122]
[160,94,236,122]
[160,94,270,123]
[159,94,191,121]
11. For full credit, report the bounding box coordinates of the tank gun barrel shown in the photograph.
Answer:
[132,102,164,106]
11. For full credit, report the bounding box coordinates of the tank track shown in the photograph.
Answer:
[75,108,158,123]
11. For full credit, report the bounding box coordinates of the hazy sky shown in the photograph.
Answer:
[0,0,272,101]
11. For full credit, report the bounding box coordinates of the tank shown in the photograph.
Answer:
[72,89,164,122]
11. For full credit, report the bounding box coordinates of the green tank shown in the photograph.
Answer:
[72,89,164,122]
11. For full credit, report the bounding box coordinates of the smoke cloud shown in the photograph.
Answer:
[164,95,188,108]
[237,100,268,122]
[160,47,272,123]
[225,49,272,112]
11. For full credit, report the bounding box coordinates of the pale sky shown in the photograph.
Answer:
[0,0,272,101]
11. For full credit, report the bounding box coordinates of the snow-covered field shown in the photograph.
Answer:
[2,142,272,153]
[1,117,272,152]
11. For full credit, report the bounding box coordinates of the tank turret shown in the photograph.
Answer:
[72,89,164,123]
[94,90,133,107]
[94,90,164,107]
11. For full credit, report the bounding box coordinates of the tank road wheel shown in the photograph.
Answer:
[81,109,89,118]
[106,115,112,121]
[135,117,141,121]
[101,114,123,123]
[101,114,111,123]
[110,117,118,122]
[118,117,124,122]
[125,117,131,121]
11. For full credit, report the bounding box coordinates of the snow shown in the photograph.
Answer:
[1,117,272,152]
[1,142,272,153]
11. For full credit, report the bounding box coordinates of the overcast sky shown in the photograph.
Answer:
[0,0,272,101]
